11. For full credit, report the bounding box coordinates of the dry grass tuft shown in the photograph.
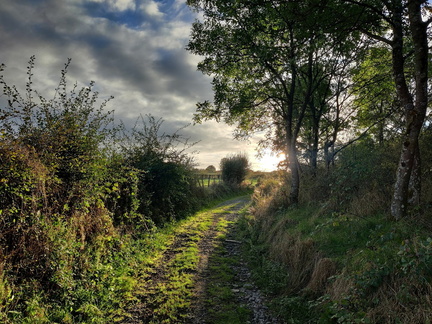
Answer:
[250,176,326,294]
[268,233,321,293]
[326,270,354,301]
[71,207,116,250]
[326,273,432,323]
[366,278,432,324]
[250,177,288,241]
[251,178,283,216]
[304,257,338,296]
[348,187,390,217]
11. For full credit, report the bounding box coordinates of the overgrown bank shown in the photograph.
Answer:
[0,58,253,323]
[238,139,432,323]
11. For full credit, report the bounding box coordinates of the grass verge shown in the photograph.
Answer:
[238,204,432,323]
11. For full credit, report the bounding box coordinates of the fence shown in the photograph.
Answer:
[194,173,222,188]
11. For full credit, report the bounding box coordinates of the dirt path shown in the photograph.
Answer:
[190,196,280,324]
[123,196,280,324]
[190,196,250,323]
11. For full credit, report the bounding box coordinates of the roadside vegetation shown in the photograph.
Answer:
[3,0,432,321]
[237,137,432,323]
[0,58,252,323]
[185,1,432,322]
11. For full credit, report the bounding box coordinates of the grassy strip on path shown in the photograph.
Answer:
[123,196,251,324]
[197,218,252,324]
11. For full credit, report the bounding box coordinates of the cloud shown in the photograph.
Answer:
[89,0,136,12]
[0,0,270,170]
[140,0,162,19]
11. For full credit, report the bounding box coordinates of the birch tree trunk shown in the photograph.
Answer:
[390,0,428,220]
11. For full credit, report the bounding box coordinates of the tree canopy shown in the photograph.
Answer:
[187,0,432,218]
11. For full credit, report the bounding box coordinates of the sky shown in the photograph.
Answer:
[0,0,281,171]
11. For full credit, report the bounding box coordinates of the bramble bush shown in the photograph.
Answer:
[0,57,143,322]
[119,115,201,225]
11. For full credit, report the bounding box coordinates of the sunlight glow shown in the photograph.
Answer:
[255,149,286,172]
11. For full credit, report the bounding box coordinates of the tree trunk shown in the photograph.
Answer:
[309,107,320,173]
[408,144,421,206]
[390,0,428,220]
[391,133,420,219]
[288,144,300,205]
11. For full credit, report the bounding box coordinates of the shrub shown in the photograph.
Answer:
[220,153,250,186]
[0,57,128,322]
[1,56,115,215]
[329,140,397,215]
[205,165,216,172]
[120,115,199,224]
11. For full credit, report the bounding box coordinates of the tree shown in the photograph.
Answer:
[220,153,249,186]
[351,46,402,145]
[205,165,216,172]
[339,0,431,219]
[187,0,360,204]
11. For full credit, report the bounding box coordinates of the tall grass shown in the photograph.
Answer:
[239,139,432,323]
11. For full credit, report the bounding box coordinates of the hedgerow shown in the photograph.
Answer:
[0,57,242,322]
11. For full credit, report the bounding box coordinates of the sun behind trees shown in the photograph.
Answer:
[184,1,432,322]
[187,0,431,219]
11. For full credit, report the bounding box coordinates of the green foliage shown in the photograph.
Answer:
[241,160,432,323]
[0,56,116,218]
[0,140,47,218]
[320,224,432,323]
[101,153,143,227]
[186,0,378,204]
[297,139,399,215]
[119,115,200,225]
[351,46,402,143]
[0,57,235,323]
[0,57,123,297]
[220,153,250,187]
[205,165,216,172]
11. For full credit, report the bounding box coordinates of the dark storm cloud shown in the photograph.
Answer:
[0,0,201,100]
[153,49,211,98]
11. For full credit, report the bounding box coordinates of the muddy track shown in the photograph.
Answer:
[122,196,279,324]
